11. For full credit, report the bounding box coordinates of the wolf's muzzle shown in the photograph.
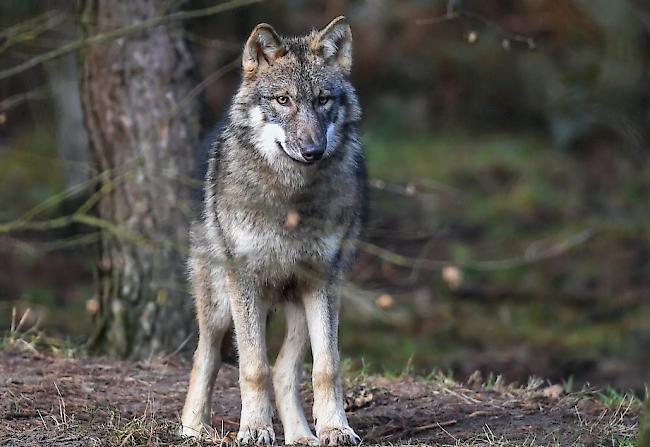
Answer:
[301,144,325,162]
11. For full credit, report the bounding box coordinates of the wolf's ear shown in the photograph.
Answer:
[242,23,286,77]
[311,16,353,76]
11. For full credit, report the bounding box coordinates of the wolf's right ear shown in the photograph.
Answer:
[242,24,286,78]
[311,16,353,76]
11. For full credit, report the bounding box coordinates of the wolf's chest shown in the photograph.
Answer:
[225,213,342,275]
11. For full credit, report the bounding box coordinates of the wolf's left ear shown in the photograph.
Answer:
[242,23,286,78]
[311,16,353,76]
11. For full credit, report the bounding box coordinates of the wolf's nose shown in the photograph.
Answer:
[301,144,325,162]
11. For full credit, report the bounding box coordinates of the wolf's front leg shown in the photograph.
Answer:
[303,286,360,446]
[273,301,318,445]
[226,272,275,445]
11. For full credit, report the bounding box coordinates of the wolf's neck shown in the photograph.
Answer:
[221,138,308,198]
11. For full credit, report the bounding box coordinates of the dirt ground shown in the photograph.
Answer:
[0,350,639,447]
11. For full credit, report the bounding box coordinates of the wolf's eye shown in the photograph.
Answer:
[276,96,290,106]
[318,96,330,106]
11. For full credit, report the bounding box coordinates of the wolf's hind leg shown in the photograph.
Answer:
[274,301,318,445]
[180,257,231,438]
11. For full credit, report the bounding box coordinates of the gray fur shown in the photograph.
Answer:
[180,16,365,446]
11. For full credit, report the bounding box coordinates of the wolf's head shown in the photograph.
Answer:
[230,17,361,169]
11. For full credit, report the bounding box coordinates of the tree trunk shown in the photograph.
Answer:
[81,0,199,358]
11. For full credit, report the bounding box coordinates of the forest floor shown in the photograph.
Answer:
[0,349,641,447]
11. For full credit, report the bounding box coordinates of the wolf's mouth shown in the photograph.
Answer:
[276,141,313,165]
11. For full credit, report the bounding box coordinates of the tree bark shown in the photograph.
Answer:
[81,0,199,358]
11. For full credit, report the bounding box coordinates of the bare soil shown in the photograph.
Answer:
[0,350,639,447]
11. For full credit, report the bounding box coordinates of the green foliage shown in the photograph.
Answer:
[598,387,640,408]
[327,129,650,383]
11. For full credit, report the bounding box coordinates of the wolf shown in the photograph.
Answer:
[179,16,366,446]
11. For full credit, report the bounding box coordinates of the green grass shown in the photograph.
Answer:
[599,388,642,408]
[1,306,83,357]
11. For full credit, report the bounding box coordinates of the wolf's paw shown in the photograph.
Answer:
[178,423,223,442]
[317,426,360,446]
[285,434,319,446]
[237,424,275,445]
[177,423,203,438]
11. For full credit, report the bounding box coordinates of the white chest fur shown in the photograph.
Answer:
[228,221,342,275]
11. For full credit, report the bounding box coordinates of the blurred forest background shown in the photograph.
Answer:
[0,0,649,398]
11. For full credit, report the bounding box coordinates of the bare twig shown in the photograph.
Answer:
[0,10,67,56]
[357,227,597,272]
[167,58,240,120]
[0,86,50,113]
[413,419,458,432]
[183,30,241,51]
[416,3,535,49]
[6,232,101,256]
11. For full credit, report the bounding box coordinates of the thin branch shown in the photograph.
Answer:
[72,214,156,247]
[357,227,597,272]
[0,11,67,56]
[0,86,50,113]
[0,0,263,81]
[12,166,123,223]
[0,193,598,277]
[0,11,58,39]
[416,5,536,49]
[4,232,101,256]
[0,215,76,233]
[183,30,241,51]
[166,58,240,120]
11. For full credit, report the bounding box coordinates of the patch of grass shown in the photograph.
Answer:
[1,306,82,357]
[483,371,505,390]
[599,387,642,408]
[342,357,373,383]
[563,375,576,393]
[103,402,208,447]
[574,398,639,447]
[423,367,456,384]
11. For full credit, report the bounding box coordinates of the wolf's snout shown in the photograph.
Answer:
[299,130,325,162]
[301,144,325,162]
